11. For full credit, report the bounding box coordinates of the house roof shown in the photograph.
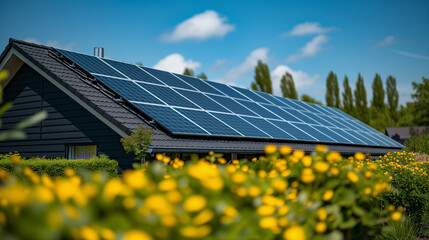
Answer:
[0,39,403,155]
[386,126,429,140]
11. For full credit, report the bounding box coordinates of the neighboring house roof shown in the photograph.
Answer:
[386,126,429,143]
[0,39,403,155]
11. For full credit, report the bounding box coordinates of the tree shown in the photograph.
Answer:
[280,72,298,99]
[121,126,153,167]
[411,77,429,125]
[301,94,322,105]
[342,75,354,116]
[354,73,369,124]
[183,68,194,77]
[371,74,385,111]
[197,72,208,80]
[386,75,399,122]
[251,60,272,94]
[325,71,340,108]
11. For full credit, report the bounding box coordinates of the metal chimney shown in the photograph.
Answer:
[94,47,104,58]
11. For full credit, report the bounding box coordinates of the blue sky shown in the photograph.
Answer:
[1,0,428,105]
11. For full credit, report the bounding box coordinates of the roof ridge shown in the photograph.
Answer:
[9,38,53,50]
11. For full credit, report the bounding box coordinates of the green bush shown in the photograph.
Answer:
[376,216,419,240]
[405,134,429,154]
[0,154,117,178]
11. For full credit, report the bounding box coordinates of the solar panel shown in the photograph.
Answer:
[56,48,403,148]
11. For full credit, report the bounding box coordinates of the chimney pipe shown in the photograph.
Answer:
[94,47,104,58]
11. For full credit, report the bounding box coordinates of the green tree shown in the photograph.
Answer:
[371,74,385,111]
[325,71,340,108]
[354,73,369,124]
[386,75,399,122]
[251,60,272,94]
[280,72,298,99]
[121,126,153,167]
[342,75,354,116]
[197,72,208,80]
[301,94,322,105]
[183,68,194,77]
[411,77,429,125]
[397,103,415,126]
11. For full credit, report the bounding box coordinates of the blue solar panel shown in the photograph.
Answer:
[211,113,270,138]
[58,49,124,78]
[103,59,164,85]
[135,82,198,108]
[173,74,224,95]
[174,109,241,136]
[241,116,296,140]
[142,67,195,90]
[262,105,302,122]
[133,104,206,134]
[96,76,163,104]
[55,48,403,149]
[205,81,248,99]
[208,95,258,116]
[269,120,316,141]
[231,87,271,104]
[175,89,231,112]
[293,123,336,142]
[235,100,280,119]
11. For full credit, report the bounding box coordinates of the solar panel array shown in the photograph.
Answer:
[56,49,403,148]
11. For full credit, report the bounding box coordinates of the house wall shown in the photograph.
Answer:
[0,64,135,170]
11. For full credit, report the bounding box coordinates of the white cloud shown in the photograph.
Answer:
[153,53,201,74]
[393,50,429,60]
[287,35,328,62]
[208,59,227,73]
[271,65,318,96]
[23,38,75,50]
[160,10,235,42]
[283,22,337,37]
[374,35,398,49]
[217,48,269,84]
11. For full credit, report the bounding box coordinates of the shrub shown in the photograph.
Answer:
[0,146,400,240]
[376,216,419,240]
[0,153,117,178]
[405,134,429,154]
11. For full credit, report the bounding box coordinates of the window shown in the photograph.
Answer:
[68,145,97,160]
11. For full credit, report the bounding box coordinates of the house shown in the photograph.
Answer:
[0,39,403,170]
[386,126,429,145]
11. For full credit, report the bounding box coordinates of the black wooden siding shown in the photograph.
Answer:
[0,64,134,169]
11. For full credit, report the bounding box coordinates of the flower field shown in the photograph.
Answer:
[1,146,425,240]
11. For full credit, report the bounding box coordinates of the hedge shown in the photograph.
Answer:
[0,154,118,178]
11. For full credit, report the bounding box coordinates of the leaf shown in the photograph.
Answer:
[352,204,365,216]
[326,230,344,240]
[15,111,47,129]
[0,102,12,116]
[339,217,357,229]
[335,188,356,206]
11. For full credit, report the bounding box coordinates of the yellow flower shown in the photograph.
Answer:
[280,145,292,155]
[65,168,75,177]
[301,156,312,167]
[202,176,224,191]
[235,187,247,197]
[217,157,226,164]
[265,145,278,155]
[183,195,207,212]
[271,178,288,192]
[258,170,267,179]
[317,208,327,221]
[180,226,211,238]
[283,225,306,240]
[314,161,330,173]
[123,230,153,240]
[158,179,177,191]
[259,217,277,229]
[364,171,373,178]
[123,197,136,209]
[224,206,238,218]
[123,170,146,189]
[11,155,21,165]
[145,195,173,215]
[161,215,177,227]
[330,167,339,176]
[301,168,315,184]
[257,205,276,216]
[326,152,341,162]
[278,205,290,216]
[193,209,214,225]
[315,145,328,153]
[166,190,182,203]
[80,226,99,240]
[231,172,247,184]
[293,150,305,159]
[322,189,334,201]
[315,222,327,233]
[247,186,261,197]
[391,211,401,221]
[347,171,359,183]
[278,217,289,227]
[34,186,54,203]
[100,228,115,240]
[354,152,365,161]
[155,153,163,161]
[364,187,372,195]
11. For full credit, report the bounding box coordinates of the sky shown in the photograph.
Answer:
[1,0,428,105]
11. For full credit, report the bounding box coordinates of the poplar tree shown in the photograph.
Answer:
[301,94,322,105]
[280,72,298,99]
[251,60,273,94]
[354,73,369,123]
[183,68,194,77]
[325,71,340,108]
[342,75,354,115]
[386,75,399,122]
[197,72,208,80]
[412,77,429,125]
[371,74,385,111]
